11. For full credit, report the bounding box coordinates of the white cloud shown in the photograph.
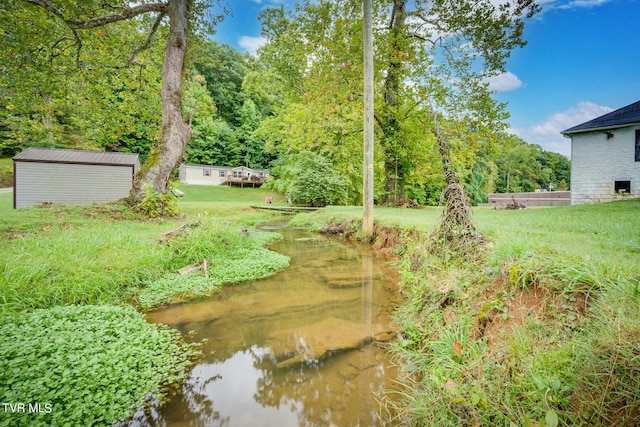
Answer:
[486,71,523,92]
[249,0,286,4]
[238,36,267,55]
[509,101,613,157]
[556,0,611,9]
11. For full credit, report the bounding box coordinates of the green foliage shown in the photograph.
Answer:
[0,219,170,313]
[266,152,346,207]
[0,0,165,153]
[0,158,12,187]
[185,118,242,166]
[134,184,179,218]
[0,305,198,426]
[0,187,291,314]
[494,135,571,193]
[257,0,539,204]
[137,222,289,309]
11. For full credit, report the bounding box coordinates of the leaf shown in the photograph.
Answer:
[545,409,559,427]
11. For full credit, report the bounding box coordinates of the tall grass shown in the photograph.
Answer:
[1,222,171,312]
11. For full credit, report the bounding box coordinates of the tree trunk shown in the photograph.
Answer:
[381,0,408,206]
[130,0,191,201]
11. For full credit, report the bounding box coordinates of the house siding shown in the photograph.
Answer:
[178,164,269,186]
[570,125,640,204]
[14,162,134,208]
[179,164,228,185]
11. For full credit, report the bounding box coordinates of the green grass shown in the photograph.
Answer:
[176,183,287,218]
[296,201,640,271]
[3,185,639,425]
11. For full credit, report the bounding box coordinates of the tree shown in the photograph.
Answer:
[256,0,538,207]
[12,0,223,207]
[236,99,273,169]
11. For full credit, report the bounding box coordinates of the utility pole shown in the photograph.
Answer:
[363,0,374,240]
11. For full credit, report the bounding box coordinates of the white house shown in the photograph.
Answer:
[561,100,640,205]
[178,164,269,187]
[13,148,140,209]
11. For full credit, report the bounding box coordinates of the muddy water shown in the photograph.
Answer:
[143,226,403,427]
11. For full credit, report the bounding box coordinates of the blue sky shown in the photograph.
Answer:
[212,0,640,157]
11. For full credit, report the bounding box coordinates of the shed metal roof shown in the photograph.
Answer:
[13,148,139,167]
[561,100,640,135]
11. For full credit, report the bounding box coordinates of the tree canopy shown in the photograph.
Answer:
[0,0,569,210]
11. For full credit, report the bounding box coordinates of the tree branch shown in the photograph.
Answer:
[126,12,166,66]
[24,0,168,29]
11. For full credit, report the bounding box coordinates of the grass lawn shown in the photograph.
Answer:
[295,201,640,271]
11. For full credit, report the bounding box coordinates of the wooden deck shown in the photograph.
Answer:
[221,177,265,187]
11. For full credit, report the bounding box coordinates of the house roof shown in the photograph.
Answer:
[13,148,140,167]
[561,100,640,135]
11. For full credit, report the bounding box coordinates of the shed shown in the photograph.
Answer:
[13,148,140,209]
[561,100,640,204]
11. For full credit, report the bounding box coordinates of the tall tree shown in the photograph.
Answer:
[12,0,223,206]
[256,0,538,206]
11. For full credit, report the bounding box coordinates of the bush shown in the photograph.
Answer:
[0,164,12,187]
[134,184,178,218]
[287,152,346,207]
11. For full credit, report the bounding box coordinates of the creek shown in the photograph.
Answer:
[141,225,403,426]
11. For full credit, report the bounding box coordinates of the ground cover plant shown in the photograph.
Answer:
[293,200,640,426]
[137,222,289,309]
[0,186,289,425]
[0,305,199,427]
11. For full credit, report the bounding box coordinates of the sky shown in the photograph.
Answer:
[211,0,640,158]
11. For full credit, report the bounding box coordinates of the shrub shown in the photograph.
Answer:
[134,184,178,218]
[287,153,346,207]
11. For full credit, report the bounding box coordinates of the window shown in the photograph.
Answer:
[233,171,241,178]
[635,130,640,162]
[203,169,211,177]
[615,180,631,194]
[220,170,226,177]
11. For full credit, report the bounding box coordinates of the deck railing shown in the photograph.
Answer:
[221,176,266,187]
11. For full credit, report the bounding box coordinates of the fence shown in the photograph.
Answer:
[487,191,571,207]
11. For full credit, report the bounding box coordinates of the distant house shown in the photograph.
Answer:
[561,100,640,204]
[13,148,140,209]
[178,164,269,187]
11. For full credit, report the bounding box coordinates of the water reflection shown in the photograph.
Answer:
[140,227,402,427]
